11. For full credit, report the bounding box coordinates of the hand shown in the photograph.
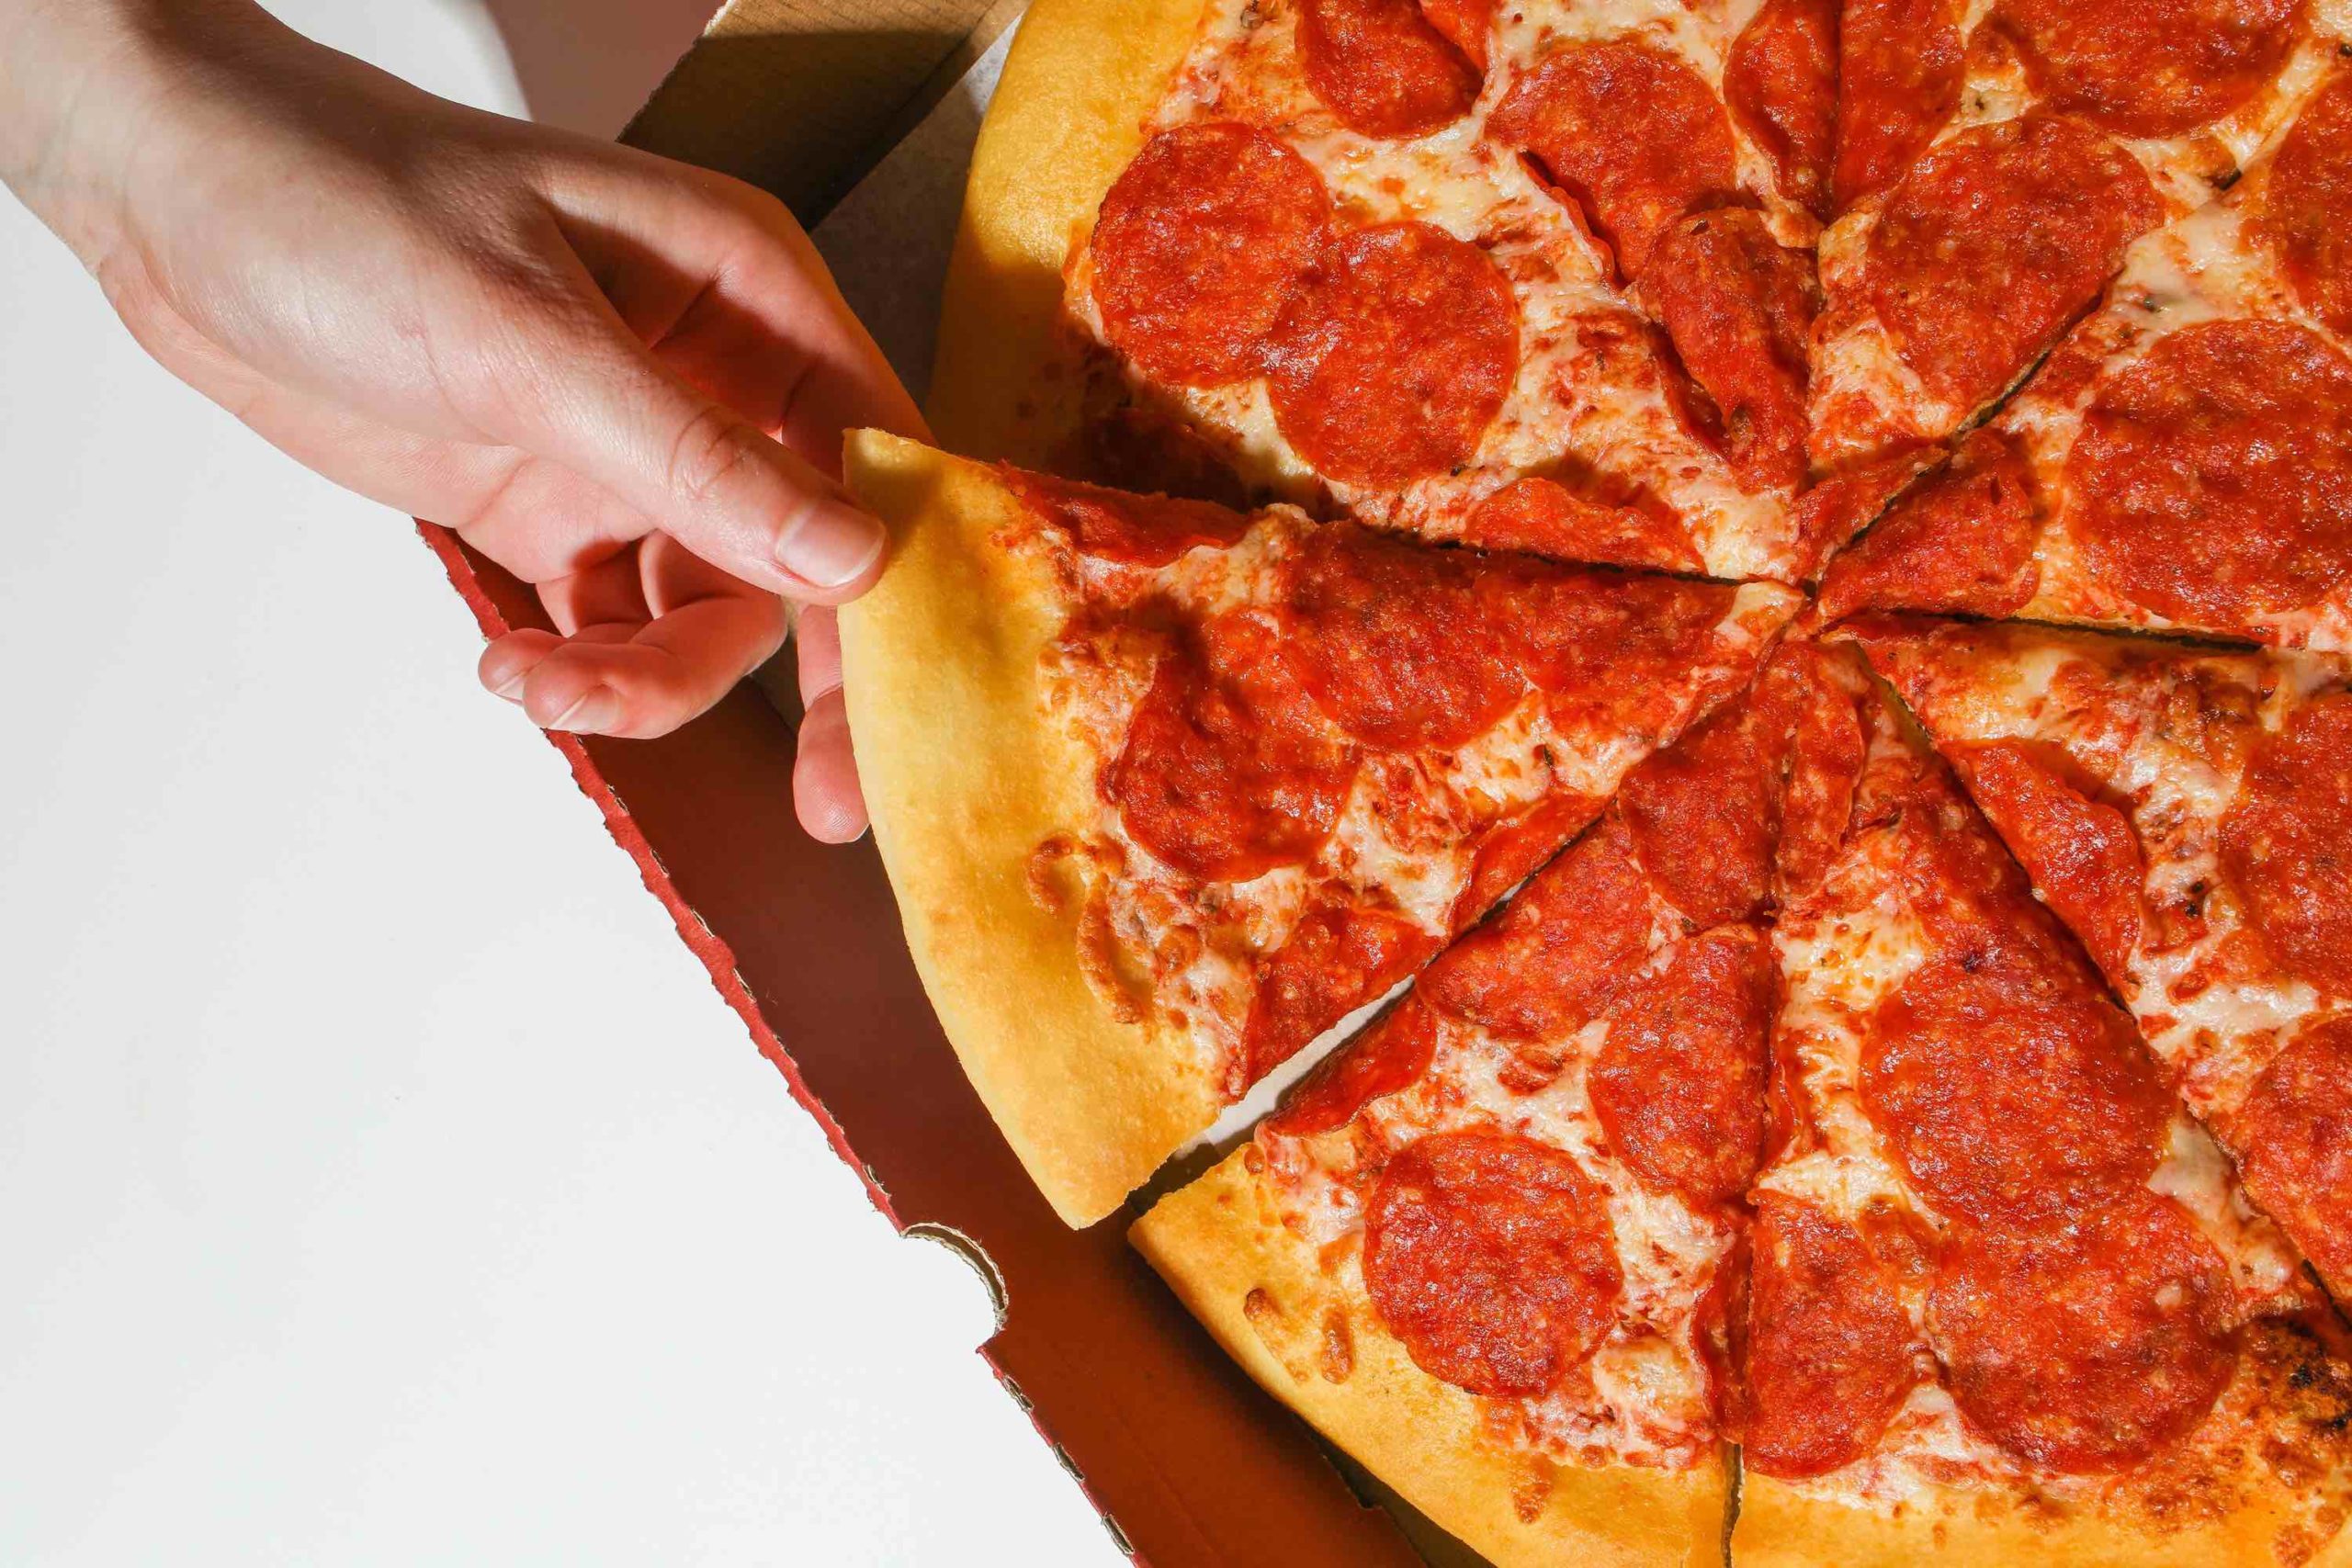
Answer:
[0,0,920,841]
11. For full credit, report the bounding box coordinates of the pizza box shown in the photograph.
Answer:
[418,3,1473,1562]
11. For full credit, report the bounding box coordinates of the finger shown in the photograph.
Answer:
[796,604,843,705]
[548,156,930,459]
[480,628,561,702]
[538,541,652,636]
[456,238,888,604]
[794,685,868,843]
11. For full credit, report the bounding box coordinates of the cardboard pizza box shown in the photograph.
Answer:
[420,3,1476,1562]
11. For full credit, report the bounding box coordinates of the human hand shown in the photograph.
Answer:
[0,0,919,840]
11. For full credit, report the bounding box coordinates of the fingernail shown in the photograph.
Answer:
[776,497,884,588]
[490,669,527,702]
[547,687,620,734]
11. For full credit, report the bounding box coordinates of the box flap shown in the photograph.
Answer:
[623,0,1024,223]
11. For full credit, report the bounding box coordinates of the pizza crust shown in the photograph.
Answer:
[1734,1314,2352,1568]
[840,431,1221,1225]
[1132,1145,1731,1568]
[925,0,1198,460]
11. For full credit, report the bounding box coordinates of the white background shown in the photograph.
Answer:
[0,2,1120,1562]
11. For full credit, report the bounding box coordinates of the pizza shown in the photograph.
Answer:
[939,0,1847,581]
[1133,641,2352,1564]
[841,433,1798,1224]
[1849,614,2352,1303]
[1736,643,2350,1566]
[1819,65,2352,649]
[828,0,2352,1555]
[1134,643,1859,1564]
[1804,0,2346,473]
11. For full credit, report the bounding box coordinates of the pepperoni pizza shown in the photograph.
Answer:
[1850,615,2352,1305]
[842,433,1796,1224]
[1822,68,2352,649]
[829,0,2352,1556]
[1134,645,1860,1564]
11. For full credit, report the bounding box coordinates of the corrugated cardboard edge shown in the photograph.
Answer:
[414,525,1175,1566]
[413,524,892,1223]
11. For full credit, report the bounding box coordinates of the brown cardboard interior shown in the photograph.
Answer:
[413,5,1463,1562]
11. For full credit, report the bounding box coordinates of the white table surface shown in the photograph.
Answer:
[0,2,1121,1561]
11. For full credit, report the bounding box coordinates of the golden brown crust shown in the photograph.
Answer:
[1132,1146,1729,1568]
[1735,1316,2352,1568]
[840,432,1221,1226]
[924,0,1201,460]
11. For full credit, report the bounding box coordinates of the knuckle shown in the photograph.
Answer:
[662,402,757,511]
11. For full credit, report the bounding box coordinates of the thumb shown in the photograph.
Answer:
[471,284,888,603]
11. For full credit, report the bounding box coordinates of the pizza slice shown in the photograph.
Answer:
[1804,0,2345,475]
[1819,67,2352,649]
[1848,613,2352,1307]
[1131,642,1862,1567]
[840,433,1799,1224]
[1737,641,2352,1565]
[939,0,1839,582]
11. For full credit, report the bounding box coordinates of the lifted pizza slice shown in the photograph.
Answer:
[1131,642,1860,1567]
[1819,67,2352,649]
[1736,641,2352,1567]
[841,433,1797,1224]
[1850,613,2352,1306]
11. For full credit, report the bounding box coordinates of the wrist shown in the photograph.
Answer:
[0,0,278,264]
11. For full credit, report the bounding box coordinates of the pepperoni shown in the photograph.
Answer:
[1764,645,1869,901]
[1589,927,1774,1206]
[1420,817,1654,1043]
[2220,693,2352,997]
[1724,0,1838,220]
[1740,1194,1921,1479]
[1463,476,1702,573]
[1618,697,1781,929]
[1640,209,1818,495]
[1832,0,1962,211]
[1863,947,2171,1226]
[1451,790,1607,928]
[1091,123,1334,389]
[2233,1018,2352,1292]
[1479,566,1735,711]
[1791,444,1941,575]
[1417,0,1497,73]
[1930,1192,2238,1472]
[1243,899,1434,1089]
[1277,524,1528,750]
[1270,993,1441,1137]
[1950,739,2143,987]
[1488,41,1740,281]
[1613,646,1864,924]
[2073,320,2352,631]
[1002,467,1252,566]
[1991,0,2304,141]
[2262,71,2352,340]
[1363,1130,1623,1397]
[1815,428,2040,621]
[1295,0,1481,140]
[1268,222,1519,486]
[1867,115,2158,413]
[1104,610,1359,882]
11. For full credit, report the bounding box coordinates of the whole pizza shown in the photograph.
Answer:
[838,0,2352,1560]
